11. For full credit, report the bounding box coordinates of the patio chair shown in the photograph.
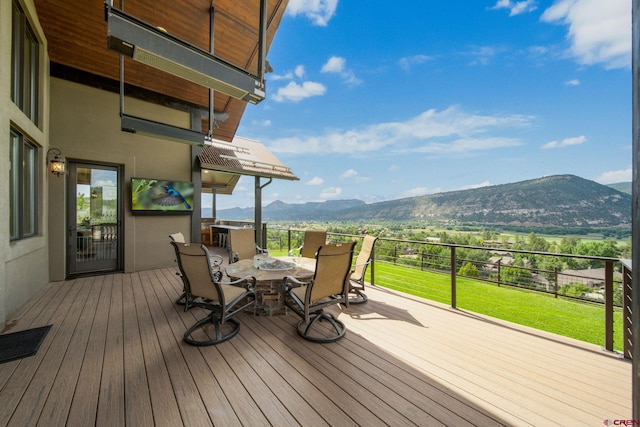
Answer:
[170,242,256,346]
[348,235,378,305]
[283,241,356,343]
[291,229,327,258]
[170,232,223,309]
[228,228,267,264]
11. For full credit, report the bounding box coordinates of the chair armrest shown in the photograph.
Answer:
[351,260,371,271]
[210,254,223,267]
[223,275,256,292]
[283,275,309,291]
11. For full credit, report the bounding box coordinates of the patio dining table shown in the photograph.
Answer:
[225,256,315,316]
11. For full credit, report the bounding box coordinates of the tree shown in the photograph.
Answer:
[527,232,550,252]
[501,265,533,287]
[458,262,479,277]
[558,282,591,298]
[570,240,619,269]
[558,236,580,255]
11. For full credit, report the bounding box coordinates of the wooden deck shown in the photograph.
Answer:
[0,249,632,426]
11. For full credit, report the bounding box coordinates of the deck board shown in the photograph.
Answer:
[130,271,184,427]
[0,249,632,426]
[150,268,245,426]
[122,272,155,427]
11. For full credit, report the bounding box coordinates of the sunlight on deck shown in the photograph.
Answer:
[0,257,631,426]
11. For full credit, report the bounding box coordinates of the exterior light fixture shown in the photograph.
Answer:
[47,147,66,177]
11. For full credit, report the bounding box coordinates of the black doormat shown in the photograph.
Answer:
[0,325,52,364]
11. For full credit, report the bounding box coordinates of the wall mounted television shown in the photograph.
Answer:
[131,177,194,214]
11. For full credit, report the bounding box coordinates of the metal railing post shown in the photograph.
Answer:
[622,261,633,360]
[451,246,457,309]
[370,244,375,287]
[604,260,614,352]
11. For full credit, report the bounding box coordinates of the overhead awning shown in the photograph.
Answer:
[199,136,298,194]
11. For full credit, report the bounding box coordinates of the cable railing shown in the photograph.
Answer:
[264,226,632,358]
[622,260,634,360]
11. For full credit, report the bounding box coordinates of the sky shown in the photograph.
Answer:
[210,0,632,210]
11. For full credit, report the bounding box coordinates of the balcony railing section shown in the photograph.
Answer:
[622,260,633,360]
[265,226,632,359]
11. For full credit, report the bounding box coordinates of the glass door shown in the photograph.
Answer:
[67,162,122,275]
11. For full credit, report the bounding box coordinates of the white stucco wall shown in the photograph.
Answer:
[0,0,50,329]
[0,1,199,329]
[48,78,194,278]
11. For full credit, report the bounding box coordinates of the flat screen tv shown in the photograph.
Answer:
[131,177,194,214]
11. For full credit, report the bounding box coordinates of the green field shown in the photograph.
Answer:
[372,262,623,351]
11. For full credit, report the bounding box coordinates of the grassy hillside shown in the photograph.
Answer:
[607,181,631,195]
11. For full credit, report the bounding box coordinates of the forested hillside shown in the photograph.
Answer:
[215,175,630,233]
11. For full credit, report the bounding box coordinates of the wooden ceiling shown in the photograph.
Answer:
[33,0,288,141]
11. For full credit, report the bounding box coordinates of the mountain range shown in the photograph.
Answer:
[209,174,631,229]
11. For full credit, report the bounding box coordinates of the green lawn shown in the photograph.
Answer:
[372,262,624,351]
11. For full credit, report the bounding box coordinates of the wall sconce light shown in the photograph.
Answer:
[47,147,66,177]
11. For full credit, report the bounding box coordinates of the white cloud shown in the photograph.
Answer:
[307,176,324,185]
[491,0,538,16]
[270,64,306,81]
[565,79,580,86]
[459,181,492,190]
[321,56,361,85]
[542,135,586,149]
[410,137,523,154]
[286,0,338,26]
[340,169,358,179]
[466,45,503,66]
[320,186,342,199]
[399,187,432,198]
[252,119,272,127]
[267,106,533,155]
[541,0,630,69]
[321,56,345,73]
[269,72,293,81]
[354,176,371,183]
[272,81,327,102]
[397,54,432,72]
[594,167,632,184]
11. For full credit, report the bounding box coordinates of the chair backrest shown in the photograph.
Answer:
[169,232,186,243]
[352,235,378,281]
[228,228,257,261]
[170,242,222,304]
[309,242,356,303]
[300,229,327,258]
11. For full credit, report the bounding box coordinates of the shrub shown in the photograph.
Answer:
[459,262,479,277]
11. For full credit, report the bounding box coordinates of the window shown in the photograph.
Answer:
[10,129,39,241]
[11,0,40,125]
